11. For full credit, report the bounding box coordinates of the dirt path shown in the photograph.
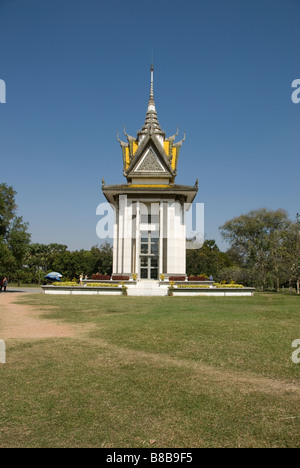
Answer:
[0,292,76,340]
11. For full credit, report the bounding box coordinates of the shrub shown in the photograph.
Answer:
[112,275,130,281]
[188,275,208,281]
[169,276,186,282]
[119,282,128,295]
[53,282,78,286]
[92,274,111,280]
[178,284,210,288]
[87,283,118,288]
[214,283,245,289]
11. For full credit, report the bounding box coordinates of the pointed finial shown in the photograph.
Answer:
[174,131,186,148]
[137,63,164,137]
[148,64,155,111]
[116,131,127,147]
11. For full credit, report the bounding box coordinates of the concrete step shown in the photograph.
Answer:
[127,281,168,296]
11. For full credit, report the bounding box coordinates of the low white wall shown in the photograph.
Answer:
[42,285,255,297]
[173,288,255,297]
[42,286,122,296]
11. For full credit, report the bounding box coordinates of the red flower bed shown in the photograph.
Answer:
[169,276,186,282]
[111,275,130,281]
[91,274,111,280]
[188,276,208,281]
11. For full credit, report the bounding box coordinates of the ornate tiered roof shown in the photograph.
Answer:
[116,65,186,184]
[102,65,198,206]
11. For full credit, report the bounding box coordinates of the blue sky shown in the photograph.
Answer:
[0,0,299,251]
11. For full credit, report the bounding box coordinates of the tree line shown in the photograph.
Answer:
[0,183,299,291]
[0,183,113,284]
[187,209,300,292]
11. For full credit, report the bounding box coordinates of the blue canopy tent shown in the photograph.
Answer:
[45,272,63,282]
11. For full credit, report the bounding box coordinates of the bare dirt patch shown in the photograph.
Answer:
[0,293,76,340]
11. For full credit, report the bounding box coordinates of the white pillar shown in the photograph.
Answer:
[117,195,126,273]
[159,201,164,275]
[123,199,132,273]
[135,201,140,277]
[167,200,175,273]
[113,207,118,273]
[167,200,186,275]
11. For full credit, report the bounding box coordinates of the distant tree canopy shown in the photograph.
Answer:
[25,242,113,284]
[0,183,31,284]
[220,208,300,290]
[186,240,233,280]
[0,183,114,284]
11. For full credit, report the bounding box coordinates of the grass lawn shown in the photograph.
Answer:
[0,293,299,448]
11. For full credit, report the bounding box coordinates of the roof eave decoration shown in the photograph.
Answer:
[102,182,198,207]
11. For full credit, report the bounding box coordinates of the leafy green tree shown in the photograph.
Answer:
[220,208,291,290]
[186,239,232,280]
[0,184,31,283]
[91,242,113,275]
[26,243,52,284]
[0,183,17,237]
[281,219,300,293]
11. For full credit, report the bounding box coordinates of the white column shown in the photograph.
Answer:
[167,199,186,275]
[182,206,186,273]
[167,200,175,274]
[174,201,186,274]
[113,206,118,273]
[117,195,125,273]
[159,201,164,275]
[123,199,132,273]
[135,201,140,277]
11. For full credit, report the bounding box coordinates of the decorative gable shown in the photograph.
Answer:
[134,148,166,173]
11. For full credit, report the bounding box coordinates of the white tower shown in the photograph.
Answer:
[102,66,198,280]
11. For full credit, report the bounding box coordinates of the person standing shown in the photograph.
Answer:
[2,277,7,292]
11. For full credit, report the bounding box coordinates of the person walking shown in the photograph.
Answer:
[3,277,7,292]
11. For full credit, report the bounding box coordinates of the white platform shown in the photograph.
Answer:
[42,283,255,297]
[127,281,168,297]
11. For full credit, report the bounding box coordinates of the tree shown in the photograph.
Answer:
[0,183,17,237]
[220,208,291,290]
[90,243,113,275]
[186,239,232,279]
[0,184,31,283]
[281,219,300,293]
